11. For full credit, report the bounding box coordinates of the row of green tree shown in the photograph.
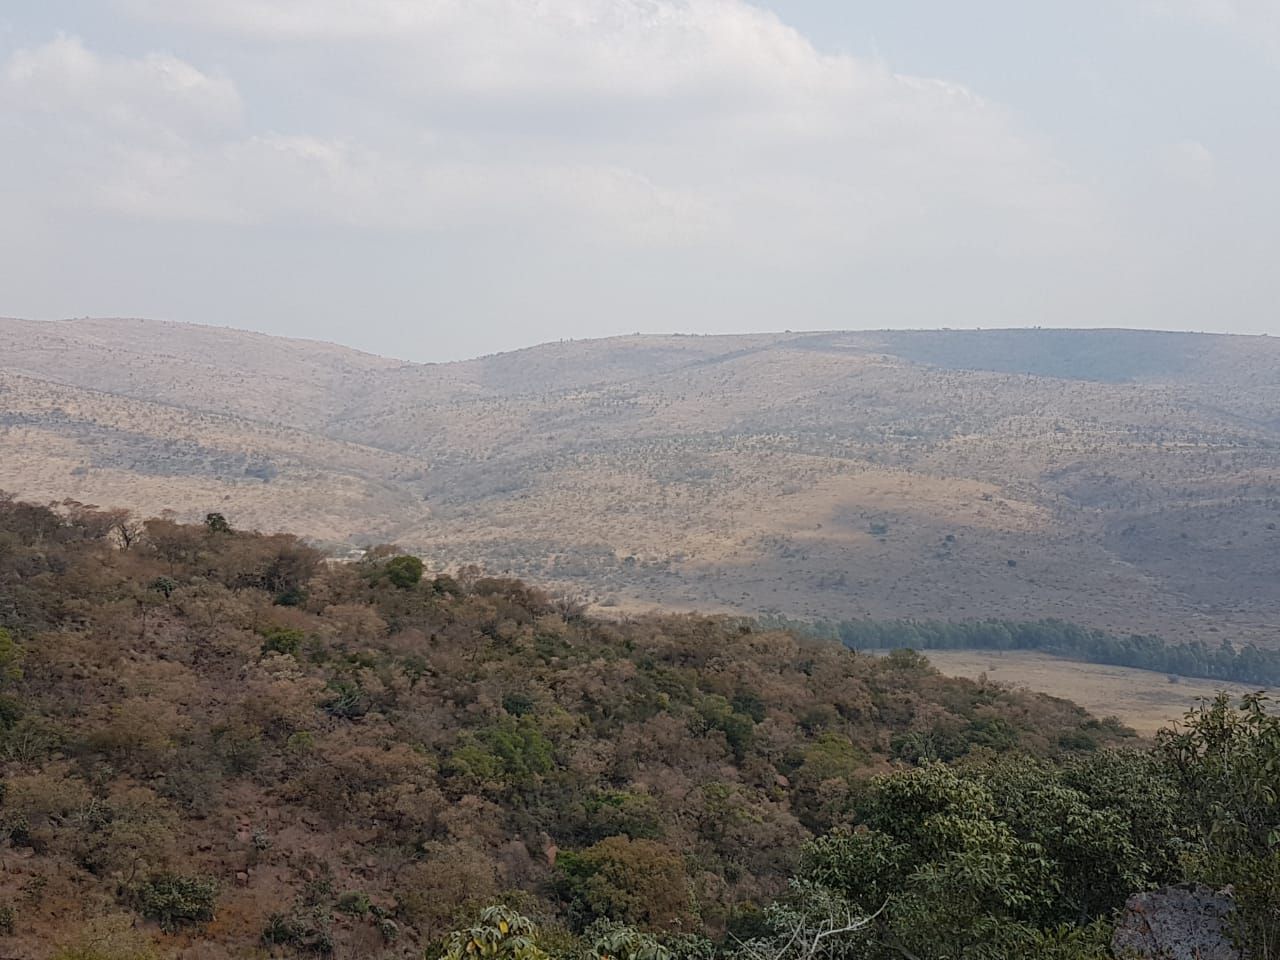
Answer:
[759,615,1280,686]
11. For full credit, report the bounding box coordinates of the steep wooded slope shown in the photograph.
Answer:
[0,499,1124,958]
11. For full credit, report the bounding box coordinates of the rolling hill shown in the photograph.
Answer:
[2,317,1278,645]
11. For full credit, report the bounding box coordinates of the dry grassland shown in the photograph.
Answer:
[917,649,1270,736]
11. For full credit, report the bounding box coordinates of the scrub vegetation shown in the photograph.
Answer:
[0,495,1276,958]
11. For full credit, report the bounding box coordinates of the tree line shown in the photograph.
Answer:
[758,615,1280,686]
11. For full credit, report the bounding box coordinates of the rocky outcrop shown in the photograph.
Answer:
[1112,884,1240,960]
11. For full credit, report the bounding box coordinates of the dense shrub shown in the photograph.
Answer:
[260,624,305,656]
[383,554,425,589]
[437,906,550,960]
[1161,692,1280,955]
[262,907,334,955]
[783,751,1183,959]
[446,715,555,795]
[132,873,217,931]
[558,837,695,931]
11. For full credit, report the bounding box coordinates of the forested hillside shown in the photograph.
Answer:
[0,495,1277,959]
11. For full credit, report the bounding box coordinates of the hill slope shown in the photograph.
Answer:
[1,318,1278,643]
[0,499,1127,957]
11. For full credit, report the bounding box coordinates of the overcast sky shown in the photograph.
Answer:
[2,1,1277,361]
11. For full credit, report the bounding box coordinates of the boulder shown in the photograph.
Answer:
[1112,884,1240,960]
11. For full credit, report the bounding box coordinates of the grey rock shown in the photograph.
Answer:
[1112,884,1240,960]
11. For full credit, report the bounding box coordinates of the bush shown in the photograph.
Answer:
[396,844,500,936]
[1160,693,1280,956]
[260,625,305,656]
[335,890,372,917]
[587,920,672,960]
[581,791,664,842]
[437,905,550,960]
[557,836,695,931]
[204,512,232,533]
[1056,729,1099,751]
[446,716,554,794]
[147,576,177,599]
[262,907,334,955]
[431,573,464,597]
[133,873,217,931]
[0,716,60,763]
[694,695,756,761]
[0,628,23,685]
[791,754,1181,959]
[0,693,23,728]
[322,677,370,719]
[384,555,425,589]
[502,692,535,717]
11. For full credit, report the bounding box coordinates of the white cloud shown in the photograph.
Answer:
[0,34,710,237]
[4,2,1099,260]
[118,0,855,99]
[3,34,240,135]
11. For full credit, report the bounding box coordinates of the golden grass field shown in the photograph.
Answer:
[917,649,1269,736]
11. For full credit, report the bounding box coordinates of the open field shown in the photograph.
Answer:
[916,649,1271,736]
[2,319,1278,646]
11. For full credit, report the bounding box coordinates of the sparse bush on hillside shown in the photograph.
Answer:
[74,784,179,881]
[262,904,335,955]
[0,628,24,685]
[396,842,502,936]
[131,872,217,931]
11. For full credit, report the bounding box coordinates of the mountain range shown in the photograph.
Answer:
[2,317,1277,644]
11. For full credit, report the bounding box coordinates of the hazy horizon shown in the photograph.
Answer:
[4,1,1279,361]
[5,315,1273,366]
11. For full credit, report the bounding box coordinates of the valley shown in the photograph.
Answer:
[892,649,1264,736]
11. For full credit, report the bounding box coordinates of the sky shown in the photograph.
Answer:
[1,1,1278,361]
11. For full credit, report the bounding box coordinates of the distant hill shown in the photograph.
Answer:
[2,317,1278,644]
